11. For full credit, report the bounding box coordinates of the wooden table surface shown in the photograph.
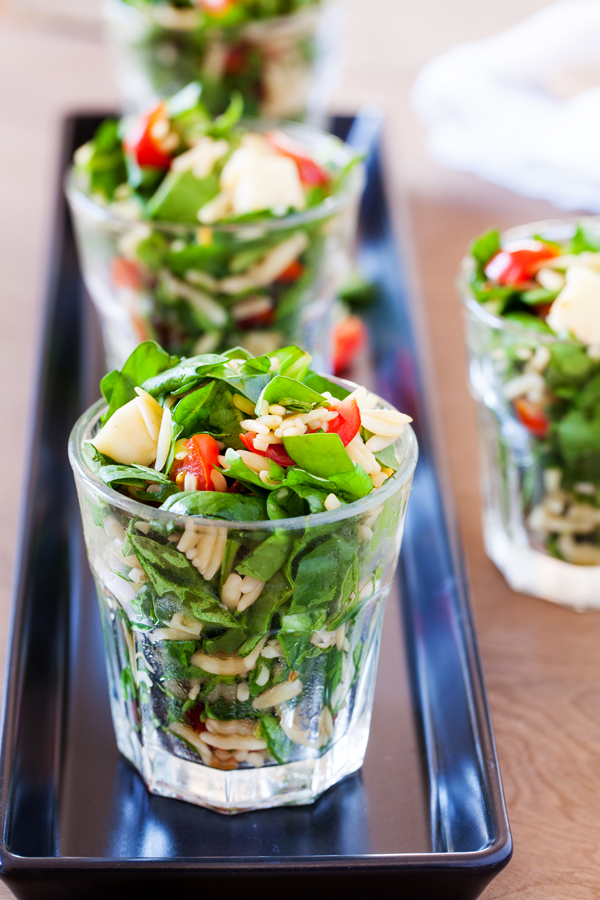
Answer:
[1,1,599,897]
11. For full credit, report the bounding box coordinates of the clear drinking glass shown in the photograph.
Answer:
[66,121,363,373]
[460,218,600,609]
[103,0,344,123]
[69,394,417,813]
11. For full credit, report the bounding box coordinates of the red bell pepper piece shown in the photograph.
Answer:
[266,131,330,186]
[332,314,368,374]
[484,240,559,286]
[240,432,295,468]
[514,398,549,439]
[123,102,173,169]
[112,257,142,291]
[169,433,221,491]
[324,397,361,446]
[276,260,305,283]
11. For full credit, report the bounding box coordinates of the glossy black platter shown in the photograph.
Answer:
[0,114,511,899]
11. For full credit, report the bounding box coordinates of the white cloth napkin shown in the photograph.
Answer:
[412,1,600,211]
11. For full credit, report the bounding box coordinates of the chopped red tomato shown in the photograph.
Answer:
[236,307,275,330]
[324,397,361,446]
[123,102,173,169]
[484,240,559,286]
[276,260,305,283]
[169,433,220,490]
[112,257,142,291]
[266,131,330,186]
[536,302,553,320]
[224,45,248,74]
[514,398,549,439]
[186,703,205,733]
[332,314,368,374]
[240,432,295,467]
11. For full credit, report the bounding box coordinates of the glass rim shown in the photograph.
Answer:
[65,118,364,237]
[103,0,336,32]
[68,387,418,532]
[457,215,600,345]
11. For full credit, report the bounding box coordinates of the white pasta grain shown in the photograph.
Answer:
[194,528,218,576]
[222,573,243,609]
[154,406,172,473]
[204,527,227,581]
[236,682,250,702]
[256,665,270,687]
[238,450,270,473]
[324,493,341,511]
[237,581,266,612]
[184,473,198,492]
[211,469,228,492]
[232,393,256,415]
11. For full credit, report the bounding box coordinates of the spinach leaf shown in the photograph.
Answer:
[202,628,246,655]
[568,223,600,255]
[97,463,181,503]
[503,312,554,334]
[272,346,312,381]
[256,375,325,414]
[160,491,267,521]
[469,229,501,267]
[146,169,220,223]
[258,713,296,764]
[240,570,293,636]
[222,449,285,492]
[288,538,355,615]
[129,533,215,598]
[266,487,306,520]
[373,443,399,471]
[546,343,594,391]
[142,353,229,396]
[173,380,245,446]
[236,532,294,581]
[302,371,350,401]
[557,407,600,480]
[101,341,179,422]
[283,433,354,478]
[80,119,126,200]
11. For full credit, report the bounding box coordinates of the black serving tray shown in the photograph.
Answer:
[0,115,511,900]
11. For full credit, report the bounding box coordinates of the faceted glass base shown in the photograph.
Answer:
[483,511,600,611]
[112,696,371,814]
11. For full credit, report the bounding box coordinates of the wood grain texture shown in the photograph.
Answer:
[2,1,599,897]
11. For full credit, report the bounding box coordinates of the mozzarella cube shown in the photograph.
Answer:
[547,265,600,346]
[93,398,159,466]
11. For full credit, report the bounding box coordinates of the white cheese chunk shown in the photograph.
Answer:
[220,147,305,216]
[547,265,600,346]
[93,397,160,466]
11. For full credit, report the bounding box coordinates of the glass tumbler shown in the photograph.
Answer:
[66,121,363,373]
[103,0,345,122]
[69,396,417,813]
[460,219,600,609]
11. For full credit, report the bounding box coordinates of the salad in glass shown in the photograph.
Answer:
[66,84,362,371]
[69,341,416,811]
[104,0,343,121]
[461,218,600,608]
